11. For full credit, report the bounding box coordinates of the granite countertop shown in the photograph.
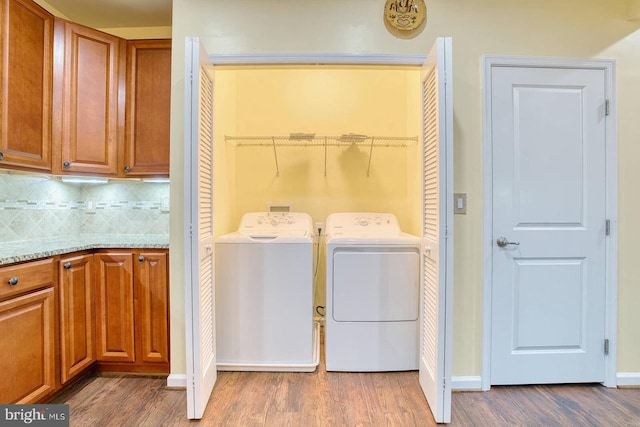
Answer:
[0,234,169,266]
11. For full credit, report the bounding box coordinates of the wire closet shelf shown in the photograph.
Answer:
[225,134,418,177]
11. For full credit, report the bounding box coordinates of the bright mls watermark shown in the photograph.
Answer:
[0,405,68,426]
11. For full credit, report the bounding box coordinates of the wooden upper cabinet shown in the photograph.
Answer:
[53,19,124,176]
[124,39,171,177]
[0,0,53,171]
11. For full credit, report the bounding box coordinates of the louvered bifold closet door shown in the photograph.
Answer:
[418,37,454,424]
[422,53,440,389]
[185,37,217,420]
[197,50,215,378]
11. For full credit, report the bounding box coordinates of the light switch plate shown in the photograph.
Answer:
[454,193,466,214]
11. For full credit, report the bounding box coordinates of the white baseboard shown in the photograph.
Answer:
[617,373,640,387]
[449,374,640,389]
[167,374,187,389]
[452,376,482,391]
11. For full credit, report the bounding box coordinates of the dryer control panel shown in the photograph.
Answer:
[326,212,401,236]
[238,212,313,237]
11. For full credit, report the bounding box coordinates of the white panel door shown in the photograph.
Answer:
[490,66,607,385]
[184,37,217,419]
[419,37,454,424]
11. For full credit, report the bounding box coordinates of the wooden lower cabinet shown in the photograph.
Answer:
[59,253,95,384]
[0,248,169,404]
[95,252,135,363]
[95,250,169,373]
[0,287,56,403]
[135,251,170,365]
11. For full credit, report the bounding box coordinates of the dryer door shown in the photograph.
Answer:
[332,250,419,322]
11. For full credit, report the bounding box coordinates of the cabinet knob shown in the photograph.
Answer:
[0,151,4,160]
[138,255,145,262]
[64,262,72,269]
[63,161,70,169]
[8,277,18,286]
[124,166,131,173]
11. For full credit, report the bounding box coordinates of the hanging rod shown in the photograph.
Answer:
[225,135,418,177]
[225,135,417,147]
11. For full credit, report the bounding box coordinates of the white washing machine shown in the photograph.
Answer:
[325,212,420,372]
[215,212,319,372]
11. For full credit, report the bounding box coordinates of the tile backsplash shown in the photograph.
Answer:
[0,172,169,243]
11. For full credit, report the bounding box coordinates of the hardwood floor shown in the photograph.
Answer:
[53,369,640,426]
[52,328,640,426]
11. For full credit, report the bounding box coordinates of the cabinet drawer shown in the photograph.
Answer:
[0,258,55,300]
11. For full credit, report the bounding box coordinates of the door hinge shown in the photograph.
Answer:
[604,338,610,355]
[605,219,610,236]
[605,100,610,116]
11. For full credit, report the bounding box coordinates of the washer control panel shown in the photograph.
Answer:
[238,212,313,236]
[326,212,401,236]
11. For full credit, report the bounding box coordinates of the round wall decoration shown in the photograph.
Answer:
[383,0,427,39]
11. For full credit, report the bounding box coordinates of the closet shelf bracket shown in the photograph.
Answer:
[271,136,280,177]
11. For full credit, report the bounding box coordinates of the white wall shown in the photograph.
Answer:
[170,0,640,378]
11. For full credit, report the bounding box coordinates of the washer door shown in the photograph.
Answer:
[332,250,419,322]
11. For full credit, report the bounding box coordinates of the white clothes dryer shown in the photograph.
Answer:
[215,212,319,372]
[325,212,420,372]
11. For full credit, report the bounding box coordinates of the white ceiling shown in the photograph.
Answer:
[43,0,172,28]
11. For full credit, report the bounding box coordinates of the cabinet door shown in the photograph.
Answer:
[57,20,123,175]
[0,0,53,171]
[135,251,169,365]
[59,254,95,384]
[123,40,171,177]
[95,252,135,362]
[0,288,55,403]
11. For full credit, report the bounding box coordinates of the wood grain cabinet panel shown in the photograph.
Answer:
[59,253,95,384]
[135,251,169,364]
[94,250,169,373]
[94,252,135,363]
[123,39,171,177]
[55,19,124,176]
[0,258,54,300]
[0,0,53,171]
[0,287,55,403]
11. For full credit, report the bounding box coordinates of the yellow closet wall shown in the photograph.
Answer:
[214,66,422,308]
[213,71,238,238]
[216,66,421,231]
